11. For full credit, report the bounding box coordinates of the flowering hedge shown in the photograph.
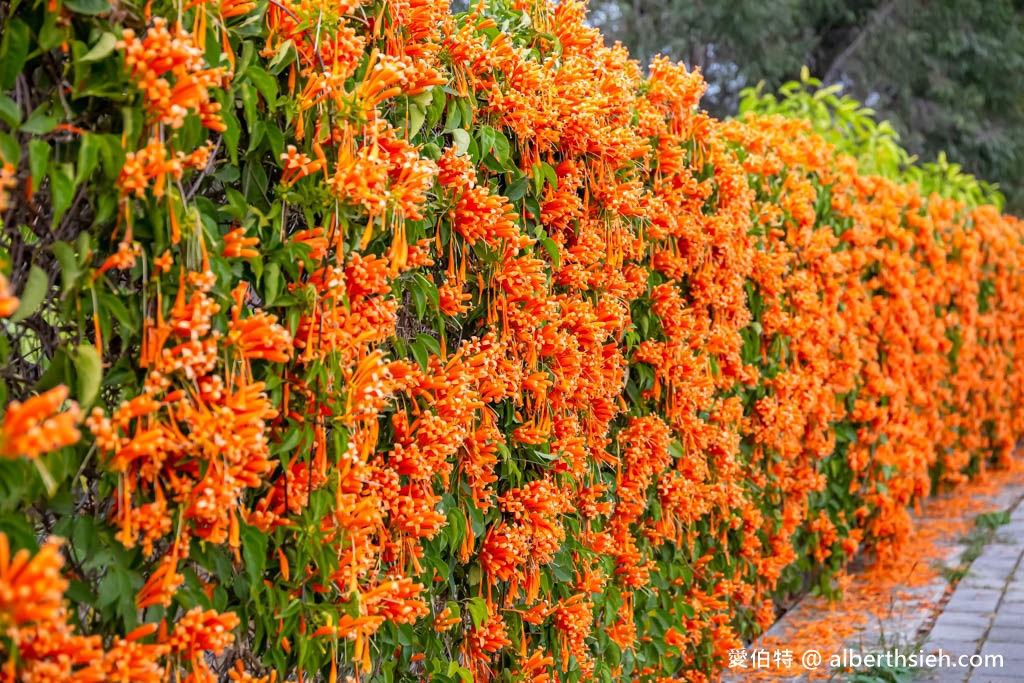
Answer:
[2,0,1024,681]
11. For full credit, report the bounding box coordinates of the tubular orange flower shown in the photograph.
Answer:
[0,162,15,213]
[222,227,260,259]
[0,387,82,460]
[280,145,325,185]
[0,273,18,318]
[0,535,67,629]
[119,19,227,131]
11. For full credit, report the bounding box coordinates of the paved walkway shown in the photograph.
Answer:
[722,471,1024,682]
[915,500,1024,683]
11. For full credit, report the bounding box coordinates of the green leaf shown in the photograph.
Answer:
[64,0,110,14]
[406,100,427,140]
[412,273,439,311]
[97,567,134,614]
[0,513,36,551]
[0,132,19,166]
[541,162,558,190]
[266,39,295,74]
[668,440,685,460]
[443,101,461,131]
[72,345,102,409]
[48,163,75,228]
[11,265,49,323]
[76,134,104,184]
[491,130,511,166]
[241,523,269,591]
[426,87,446,130]
[223,187,249,222]
[0,96,21,129]
[96,292,137,337]
[263,262,281,305]
[20,108,57,136]
[410,339,429,371]
[221,102,241,164]
[467,596,488,628]
[35,347,71,393]
[505,176,529,202]
[245,66,278,107]
[28,139,50,193]
[240,84,259,135]
[416,333,441,357]
[451,128,470,156]
[479,126,495,158]
[0,19,30,91]
[537,233,560,270]
[80,32,118,62]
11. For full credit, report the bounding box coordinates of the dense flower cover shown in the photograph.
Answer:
[1,0,1024,681]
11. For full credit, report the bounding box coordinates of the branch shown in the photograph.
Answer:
[822,0,901,85]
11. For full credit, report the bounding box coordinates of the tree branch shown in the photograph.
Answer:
[822,0,901,85]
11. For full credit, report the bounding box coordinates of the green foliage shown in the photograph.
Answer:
[593,0,1024,213]
[739,71,1005,209]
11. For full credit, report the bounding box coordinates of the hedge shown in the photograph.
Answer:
[1,0,1023,681]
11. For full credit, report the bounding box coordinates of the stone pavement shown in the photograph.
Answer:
[722,473,1024,682]
[915,499,1024,683]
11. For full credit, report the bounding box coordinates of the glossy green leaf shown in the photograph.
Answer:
[0,19,30,91]
[73,344,102,408]
[80,33,118,63]
[11,266,49,323]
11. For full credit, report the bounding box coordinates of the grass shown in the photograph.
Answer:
[833,630,924,683]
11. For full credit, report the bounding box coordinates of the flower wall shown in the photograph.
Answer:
[2,0,1024,681]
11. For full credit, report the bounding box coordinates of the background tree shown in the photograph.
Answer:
[595,0,1024,212]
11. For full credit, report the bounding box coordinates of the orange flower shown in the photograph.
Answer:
[228,284,294,362]
[219,0,256,18]
[280,145,325,185]
[222,227,260,259]
[0,273,18,318]
[0,162,15,213]
[0,535,67,630]
[119,19,227,131]
[0,387,81,460]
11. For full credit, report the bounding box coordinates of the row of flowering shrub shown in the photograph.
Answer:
[2,0,1024,680]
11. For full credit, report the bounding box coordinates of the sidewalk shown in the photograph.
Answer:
[915,500,1024,682]
[722,467,1024,682]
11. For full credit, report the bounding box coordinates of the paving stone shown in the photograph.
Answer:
[967,557,1016,572]
[959,576,1006,590]
[933,610,996,629]
[922,639,980,656]
[981,624,1023,643]
[995,526,1024,538]
[915,669,968,683]
[979,641,1024,663]
[1000,597,1024,610]
[971,565,1019,580]
[927,621,989,644]
[990,611,1024,630]
[992,600,1024,616]
[935,609,994,626]
[1000,587,1024,603]
[971,551,1016,564]
[976,545,1022,560]
[944,589,1004,613]
[968,666,1024,682]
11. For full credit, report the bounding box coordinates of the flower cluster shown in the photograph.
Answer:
[5,0,1024,680]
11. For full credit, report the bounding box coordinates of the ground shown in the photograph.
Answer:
[723,463,1024,682]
